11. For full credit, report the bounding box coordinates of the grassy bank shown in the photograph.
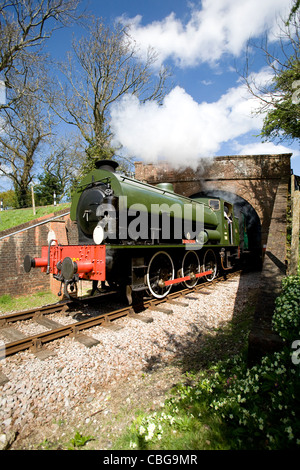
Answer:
[114,275,300,450]
[0,291,59,313]
[0,203,70,232]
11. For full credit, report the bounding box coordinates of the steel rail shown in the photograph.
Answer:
[0,290,116,326]
[1,270,241,357]
[2,304,132,357]
[0,301,70,326]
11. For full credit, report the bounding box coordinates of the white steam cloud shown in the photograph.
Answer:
[110,0,293,170]
[110,82,263,169]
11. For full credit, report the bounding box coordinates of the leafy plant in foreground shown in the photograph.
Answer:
[124,275,300,450]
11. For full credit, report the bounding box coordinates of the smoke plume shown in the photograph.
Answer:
[110,84,262,169]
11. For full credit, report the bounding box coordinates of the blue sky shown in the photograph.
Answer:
[75,0,298,174]
[4,0,300,187]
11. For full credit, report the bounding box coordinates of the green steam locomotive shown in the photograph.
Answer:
[24,160,248,301]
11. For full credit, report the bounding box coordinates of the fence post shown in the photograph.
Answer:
[31,184,36,216]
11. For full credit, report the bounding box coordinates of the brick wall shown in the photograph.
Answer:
[248,176,289,364]
[0,208,78,298]
[135,154,292,186]
[135,154,292,247]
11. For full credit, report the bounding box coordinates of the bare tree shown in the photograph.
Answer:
[0,0,84,205]
[39,134,87,200]
[0,76,54,207]
[0,0,81,108]
[53,18,172,168]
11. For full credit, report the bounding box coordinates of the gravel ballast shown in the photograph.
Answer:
[0,271,261,449]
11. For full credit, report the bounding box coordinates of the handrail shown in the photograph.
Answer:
[0,211,70,241]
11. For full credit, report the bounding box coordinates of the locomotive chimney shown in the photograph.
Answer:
[95,160,119,173]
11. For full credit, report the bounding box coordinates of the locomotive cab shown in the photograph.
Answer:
[193,197,240,247]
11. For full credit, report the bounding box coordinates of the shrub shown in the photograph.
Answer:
[125,275,300,450]
[209,351,300,449]
[272,275,300,342]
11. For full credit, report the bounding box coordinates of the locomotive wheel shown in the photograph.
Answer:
[182,250,200,288]
[202,249,218,281]
[146,251,174,299]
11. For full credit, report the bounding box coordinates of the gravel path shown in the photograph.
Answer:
[0,271,261,449]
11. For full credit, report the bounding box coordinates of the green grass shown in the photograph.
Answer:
[114,300,256,451]
[0,203,70,232]
[116,385,232,450]
[0,291,59,313]
[118,345,299,450]
[114,275,300,451]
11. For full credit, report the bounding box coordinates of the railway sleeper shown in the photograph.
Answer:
[34,316,63,330]
[147,303,173,315]
[69,325,100,348]
[102,315,123,331]
[128,308,153,323]
[30,339,57,360]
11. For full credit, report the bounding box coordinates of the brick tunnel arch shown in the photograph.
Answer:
[189,189,262,267]
[135,154,292,252]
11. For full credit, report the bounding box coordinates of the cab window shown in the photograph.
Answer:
[209,199,220,211]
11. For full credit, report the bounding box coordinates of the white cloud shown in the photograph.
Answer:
[201,79,213,86]
[123,0,292,67]
[235,141,296,156]
[111,0,294,170]
[110,80,264,169]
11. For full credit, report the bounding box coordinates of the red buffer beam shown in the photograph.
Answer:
[24,244,106,282]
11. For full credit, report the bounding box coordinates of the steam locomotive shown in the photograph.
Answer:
[24,160,249,302]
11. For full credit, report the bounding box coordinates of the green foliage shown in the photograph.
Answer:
[126,376,229,450]
[83,143,116,174]
[273,275,300,342]
[125,350,299,450]
[34,172,64,206]
[0,190,18,209]
[68,431,94,449]
[14,186,31,208]
[118,275,300,450]
[0,294,12,306]
[261,59,300,143]
[208,352,299,449]
[38,438,52,450]
[287,0,300,24]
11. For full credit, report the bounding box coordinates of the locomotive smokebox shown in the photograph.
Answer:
[95,160,119,172]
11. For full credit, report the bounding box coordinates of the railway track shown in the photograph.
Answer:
[0,271,241,359]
